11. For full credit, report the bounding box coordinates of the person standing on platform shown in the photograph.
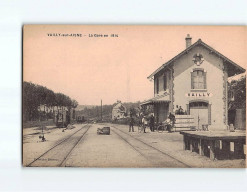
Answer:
[168,112,176,129]
[129,115,134,132]
[142,116,148,133]
[149,114,155,132]
[178,106,184,115]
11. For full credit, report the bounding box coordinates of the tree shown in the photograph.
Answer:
[23,82,40,121]
[23,81,79,122]
[129,107,137,116]
[71,99,78,119]
[72,99,78,108]
[228,76,246,110]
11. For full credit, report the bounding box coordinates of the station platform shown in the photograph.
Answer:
[180,130,246,160]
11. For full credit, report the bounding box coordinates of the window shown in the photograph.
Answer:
[191,69,206,89]
[156,70,170,94]
[158,76,163,92]
[156,77,159,93]
[189,101,208,108]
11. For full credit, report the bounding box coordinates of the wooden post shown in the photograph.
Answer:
[101,99,102,121]
[190,138,193,152]
[62,106,64,127]
[199,139,204,156]
[183,135,187,150]
[209,140,215,160]
[195,138,199,153]
[184,135,190,150]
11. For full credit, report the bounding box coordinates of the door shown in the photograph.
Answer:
[158,102,169,123]
[189,101,208,130]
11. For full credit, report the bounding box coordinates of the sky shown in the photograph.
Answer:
[23,25,246,105]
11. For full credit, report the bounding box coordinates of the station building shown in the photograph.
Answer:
[141,34,245,130]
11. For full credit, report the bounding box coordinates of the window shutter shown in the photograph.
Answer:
[191,72,193,89]
[208,104,211,125]
[157,77,159,93]
[203,72,207,89]
[154,78,156,94]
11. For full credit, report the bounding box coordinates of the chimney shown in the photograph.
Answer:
[185,34,192,48]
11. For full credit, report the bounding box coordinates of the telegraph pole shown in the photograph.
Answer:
[101,99,102,121]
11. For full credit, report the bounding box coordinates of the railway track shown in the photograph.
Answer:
[27,124,91,167]
[111,125,191,168]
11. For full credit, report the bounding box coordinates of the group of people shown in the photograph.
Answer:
[165,112,176,132]
[175,106,187,115]
[129,112,176,133]
[128,114,155,133]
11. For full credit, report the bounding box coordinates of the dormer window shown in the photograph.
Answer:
[191,69,207,89]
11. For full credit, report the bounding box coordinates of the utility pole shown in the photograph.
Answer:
[101,99,102,121]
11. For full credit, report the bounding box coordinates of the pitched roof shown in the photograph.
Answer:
[113,102,126,110]
[147,39,246,79]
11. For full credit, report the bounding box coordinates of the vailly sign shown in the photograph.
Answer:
[185,92,212,97]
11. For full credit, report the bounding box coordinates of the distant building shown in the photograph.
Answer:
[141,34,245,130]
[112,101,126,120]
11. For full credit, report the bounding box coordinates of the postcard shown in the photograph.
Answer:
[23,25,246,167]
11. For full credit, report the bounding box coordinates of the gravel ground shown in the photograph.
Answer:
[22,123,246,168]
[110,124,246,168]
[22,124,86,166]
[64,124,152,167]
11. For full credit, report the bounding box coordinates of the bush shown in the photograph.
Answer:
[23,119,55,128]
[112,118,129,125]
[112,116,140,125]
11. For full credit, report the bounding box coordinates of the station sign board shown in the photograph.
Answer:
[185,92,212,97]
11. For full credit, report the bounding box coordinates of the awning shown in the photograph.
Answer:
[140,93,171,106]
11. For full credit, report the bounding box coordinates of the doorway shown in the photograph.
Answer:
[189,101,208,130]
[156,102,169,123]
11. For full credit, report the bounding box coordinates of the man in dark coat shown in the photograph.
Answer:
[129,115,134,132]
[178,106,184,115]
[168,112,176,128]
[149,114,155,132]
